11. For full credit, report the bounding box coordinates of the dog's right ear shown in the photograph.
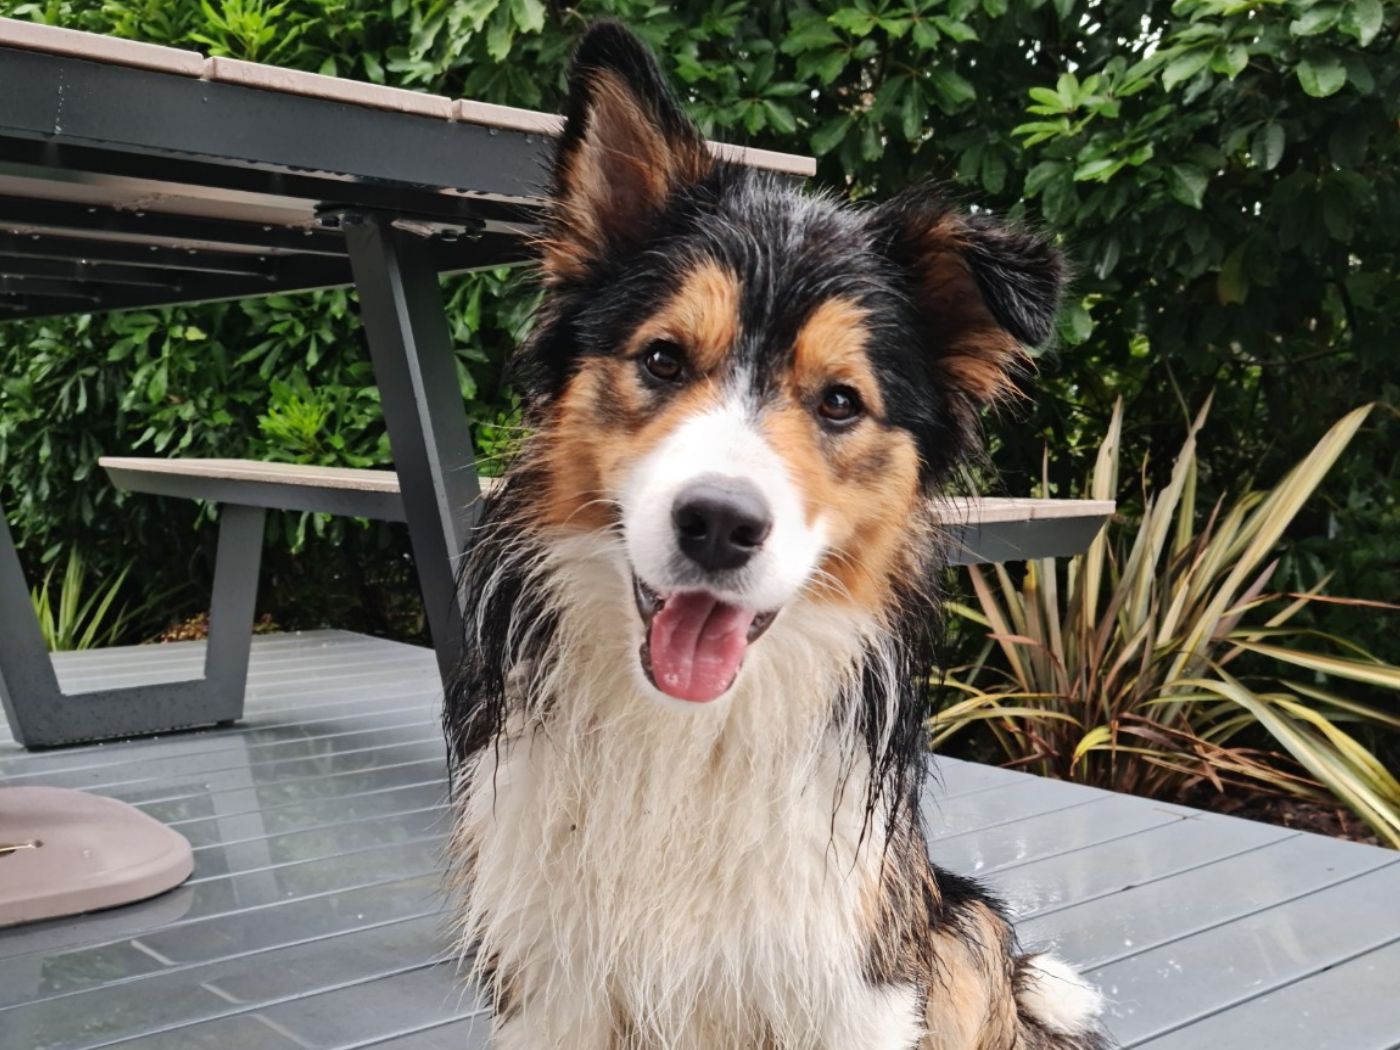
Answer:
[543,22,712,282]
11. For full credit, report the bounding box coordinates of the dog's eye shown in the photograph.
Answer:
[640,341,685,383]
[817,385,863,426]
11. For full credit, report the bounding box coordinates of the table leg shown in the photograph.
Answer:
[0,497,262,747]
[343,213,481,686]
[0,500,62,729]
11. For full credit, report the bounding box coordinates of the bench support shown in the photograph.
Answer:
[343,212,480,684]
[0,499,265,748]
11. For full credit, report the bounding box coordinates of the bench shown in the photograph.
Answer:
[100,457,1113,567]
[0,459,446,747]
[1,456,1113,748]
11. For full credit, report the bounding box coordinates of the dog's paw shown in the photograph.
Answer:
[1015,953,1104,1037]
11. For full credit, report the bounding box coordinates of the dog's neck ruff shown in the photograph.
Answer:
[453,533,906,1048]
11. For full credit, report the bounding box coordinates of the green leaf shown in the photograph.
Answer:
[1218,241,1250,305]
[911,20,941,49]
[485,11,513,62]
[933,16,979,43]
[877,15,913,39]
[1162,49,1210,91]
[1058,299,1094,344]
[1095,236,1121,279]
[859,119,882,162]
[1024,160,1066,197]
[1340,0,1383,46]
[958,143,986,184]
[1028,85,1066,111]
[829,8,878,36]
[1013,118,1070,147]
[508,0,545,34]
[1168,164,1209,209]
[1055,71,1079,107]
[1234,642,1400,692]
[929,67,977,108]
[763,100,798,136]
[782,19,841,53]
[1251,122,1285,171]
[981,150,1007,194]
[1074,157,1121,182]
[1041,172,1078,223]
[900,84,924,142]
[147,362,169,402]
[1217,43,1248,79]
[1343,54,1375,94]
[810,114,852,156]
[1289,4,1340,37]
[1297,55,1346,98]
[801,48,849,85]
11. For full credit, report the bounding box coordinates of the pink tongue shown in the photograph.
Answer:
[648,592,757,702]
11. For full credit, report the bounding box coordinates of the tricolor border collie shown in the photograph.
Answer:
[446,22,1108,1050]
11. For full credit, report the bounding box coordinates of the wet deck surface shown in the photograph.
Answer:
[2,631,1396,1049]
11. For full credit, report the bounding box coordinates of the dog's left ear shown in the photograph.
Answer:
[544,22,712,282]
[873,187,1065,409]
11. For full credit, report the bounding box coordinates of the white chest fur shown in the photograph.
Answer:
[453,553,920,1049]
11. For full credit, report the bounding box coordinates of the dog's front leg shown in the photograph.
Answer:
[492,1000,616,1050]
[814,980,925,1050]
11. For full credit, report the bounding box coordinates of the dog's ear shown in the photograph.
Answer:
[544,22,712,282]
[873,186,1065,409]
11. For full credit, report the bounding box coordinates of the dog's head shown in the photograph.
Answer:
[513,23,1063,705]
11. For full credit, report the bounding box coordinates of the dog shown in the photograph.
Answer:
[445,21,1109,1050]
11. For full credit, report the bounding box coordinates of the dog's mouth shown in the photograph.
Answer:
[632,576,777,703]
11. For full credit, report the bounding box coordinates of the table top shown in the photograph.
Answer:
[0,17,813,321]
[3,630,1395,1049]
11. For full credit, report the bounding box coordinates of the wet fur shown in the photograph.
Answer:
[446,21,1107,1050]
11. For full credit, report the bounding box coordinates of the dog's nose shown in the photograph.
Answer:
[672,477,773,572]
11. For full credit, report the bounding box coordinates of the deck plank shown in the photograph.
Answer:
[1133,938,1400,1050]
[1093,862,1400,1046]
[2,632,1395,1050]
[1019,831,1394,971]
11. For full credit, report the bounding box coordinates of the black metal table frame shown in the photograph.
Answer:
[0,213,485,746]
[0,40,542,746]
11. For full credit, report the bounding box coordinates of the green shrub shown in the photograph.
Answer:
[0,0,1395,659]
[938,401,1400,844]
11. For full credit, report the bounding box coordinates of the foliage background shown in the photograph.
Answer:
[1,0,1396,671]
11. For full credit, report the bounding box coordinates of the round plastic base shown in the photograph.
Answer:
[0,786,193,927]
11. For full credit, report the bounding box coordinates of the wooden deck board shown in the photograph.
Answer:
[1,631,1395,1049]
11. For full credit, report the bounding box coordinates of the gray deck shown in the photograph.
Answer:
[1,631,1396,1050]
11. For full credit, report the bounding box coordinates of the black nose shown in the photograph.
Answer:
[672,477,773,573]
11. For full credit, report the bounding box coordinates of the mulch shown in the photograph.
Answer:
[1182,786,1384,848]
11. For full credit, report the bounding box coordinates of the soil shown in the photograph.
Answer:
[155,612,279,643]
[1182,786,1384,848]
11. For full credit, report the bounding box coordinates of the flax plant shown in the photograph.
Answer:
[936,400,1400,846]
[29,550,135,652]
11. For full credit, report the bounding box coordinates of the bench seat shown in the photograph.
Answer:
[100,457,1113,567]
[100,457,412,522]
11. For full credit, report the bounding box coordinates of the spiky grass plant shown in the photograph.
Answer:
[936,400,1400,846]
[29,550,136,652]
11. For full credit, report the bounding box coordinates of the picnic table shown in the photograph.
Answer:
[2,18,1396,1050]
[0,15,1112,748]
